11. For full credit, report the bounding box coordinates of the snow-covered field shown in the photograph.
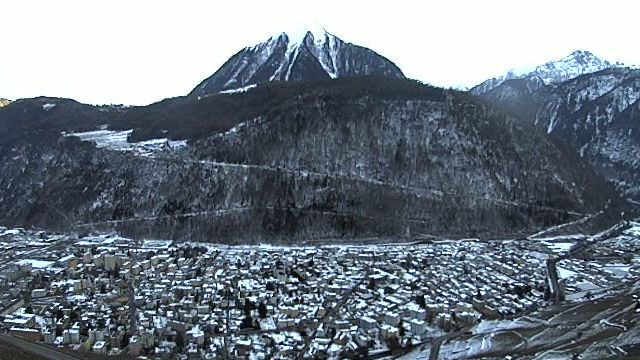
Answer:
[63,129,186,157]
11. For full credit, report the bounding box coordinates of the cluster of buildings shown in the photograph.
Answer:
[555,223,640,299]
[1,223,638,359]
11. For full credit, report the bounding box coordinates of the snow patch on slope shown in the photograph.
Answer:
[218,84,257,94]
[225,38,281,88]
[63,129,186,157]
[42,103,56,111]
[308,29,341,79]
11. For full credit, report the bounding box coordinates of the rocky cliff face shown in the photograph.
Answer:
[0,78,621,243]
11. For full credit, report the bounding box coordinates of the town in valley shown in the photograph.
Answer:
[1,221,639,359]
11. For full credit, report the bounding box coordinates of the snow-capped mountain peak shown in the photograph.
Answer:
[263,27,341,81]
[471,50,617,95]
[475,51,640,200]
[530,50,612,84]
[190,27,404,97]
[277,24,329,47]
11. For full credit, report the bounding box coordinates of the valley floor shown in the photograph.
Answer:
[0,221,638,359]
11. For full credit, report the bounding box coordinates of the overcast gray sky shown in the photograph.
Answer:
[1,0,638,105]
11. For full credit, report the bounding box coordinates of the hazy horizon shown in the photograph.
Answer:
[1,0,639,105]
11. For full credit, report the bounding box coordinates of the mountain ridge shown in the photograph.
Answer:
[471,50,625,96]
[189,28,404,97]
[0,77,623,242]
[475,61,640,201]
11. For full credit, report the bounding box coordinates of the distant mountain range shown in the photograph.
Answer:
[189,27,404,98]
[472,50,640,201]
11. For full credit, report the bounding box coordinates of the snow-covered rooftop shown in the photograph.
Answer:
[16,259,54,269]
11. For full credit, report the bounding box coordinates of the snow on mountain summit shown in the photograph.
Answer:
[475,52,640,200]
[190,27,404,97]
[471,50,617,95]
[258,27,342,81]
[274,23,329,47]
[528,50,613,84]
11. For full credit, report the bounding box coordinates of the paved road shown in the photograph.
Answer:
[527,211,602,239]
[545,257,565,304]
[0,334,85,360]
